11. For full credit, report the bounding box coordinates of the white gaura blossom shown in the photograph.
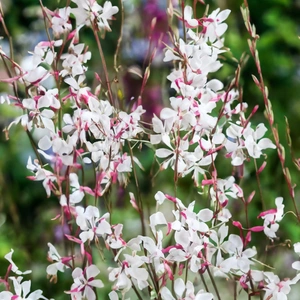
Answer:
[46,243,71,282]
[76,205,112,243]
[51,7,72,36]
[221,234,256,274]
[68,265,104,300]
[258,197,284,239]
[71,0,119,31]
[161,278,213,300]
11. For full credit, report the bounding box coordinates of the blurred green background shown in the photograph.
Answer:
[1,0,300,298]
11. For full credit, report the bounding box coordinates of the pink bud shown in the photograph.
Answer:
[245,231,251,246]
[165,194,177,203]
[257,161,267,174]
[202,179,214,186]
[164,261,174,280]
[247,191,256,204]
[129,193,140,212]
[232,221,242,229]
[257,209,277,218]
[249,226,264,232]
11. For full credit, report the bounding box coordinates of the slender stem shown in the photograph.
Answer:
[114,0,124,73]
[199,271,209,293]
[127,140,146,237]
[131,283,144,300]
[254,159,265,211]
[26,130,43,166]
[92,25,116,108]
[207,267,221,300]
[181,0,187,42]
[242,0,300,222]
[234,280,237,300]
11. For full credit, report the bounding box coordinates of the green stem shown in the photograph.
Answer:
[207,267,221,300]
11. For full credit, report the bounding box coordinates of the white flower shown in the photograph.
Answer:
[258,197,284,239]
[98,1,119,31]
[243,123,276,158]
[182,6,198,28]
[221,234,256,273]
[76,206,112,243]
[4,249,31,275]
[263,272,300,300]
[51,7,72,36]
[46,243,70,281]
[9,277,47,300]
[71,0,118,31]
[68,265,104,300]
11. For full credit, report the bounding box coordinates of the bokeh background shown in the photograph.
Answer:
[1,0,300,298]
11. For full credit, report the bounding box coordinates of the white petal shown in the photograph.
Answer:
[156,148,173,158]
[38,135,52,150]
[87,261,100,276]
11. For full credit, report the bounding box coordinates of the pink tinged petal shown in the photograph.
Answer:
[24,66,48,83]
[249,226,264,232]
[258,208,277,218]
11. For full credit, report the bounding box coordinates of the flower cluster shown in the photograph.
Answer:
[1,0,300,300]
